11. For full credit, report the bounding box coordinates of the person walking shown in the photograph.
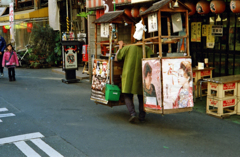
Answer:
[114,40,153,123]
[0,35,6,76]
[2,44,19,81]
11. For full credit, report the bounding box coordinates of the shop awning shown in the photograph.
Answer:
[0,7,48,22]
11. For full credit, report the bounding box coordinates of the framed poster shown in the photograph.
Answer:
[90,59,109,103]
[148,13,158,33]
[162,58,194,109]
[212,25,223,36]
[191,22,197,42]
[196,22,201,42]
[64,45,78,69]
[142,59,162,110]
[101,23,109,38]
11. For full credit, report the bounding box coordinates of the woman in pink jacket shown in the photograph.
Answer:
[2,44,19,81]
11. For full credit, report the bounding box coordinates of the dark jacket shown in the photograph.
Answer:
[0,36,6,60]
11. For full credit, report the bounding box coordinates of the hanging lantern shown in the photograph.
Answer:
[139,7,147,14]
[3,26,8,33]
[27,23,33,33]
[196,1,210,14]
[124,8,132,17]
[185,2,196,16]
[230,0,240,13]
[210,0,226,14]
[131,7,139,18]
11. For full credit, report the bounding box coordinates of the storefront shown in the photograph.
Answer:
[0,7,48,51]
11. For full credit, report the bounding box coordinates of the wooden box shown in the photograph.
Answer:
[237,83,240,97]
[206,96,237,117]
[207,82,237,98]
[237,97,240,115]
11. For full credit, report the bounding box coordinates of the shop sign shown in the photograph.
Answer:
[9,2,14,22]
[148,13,158,33]
[206,25,215,48]
[212,25,223,36]
[191,22,197,42]
[100,23,109,38]
[64,45,78,69]
[201,70,210,76]
[202,24,207,36]
[196,22,201,42]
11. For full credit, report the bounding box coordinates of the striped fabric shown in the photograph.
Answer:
[86,0,131,9]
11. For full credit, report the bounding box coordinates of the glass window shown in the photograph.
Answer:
[228,54,234,75]
[229,14,235,51]
[235,17,240,51]
[221,54,226,76]
[235,55,240,74]
[214,53,220,76]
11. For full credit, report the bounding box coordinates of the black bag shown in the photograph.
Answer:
[5,51,14,68]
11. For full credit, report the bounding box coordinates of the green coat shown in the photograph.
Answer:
[117,45,153,95]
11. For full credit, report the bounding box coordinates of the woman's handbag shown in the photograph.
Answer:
[5,51,14,68]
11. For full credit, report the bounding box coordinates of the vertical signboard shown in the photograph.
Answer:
[9,2,14,42]
[64,45,78,69]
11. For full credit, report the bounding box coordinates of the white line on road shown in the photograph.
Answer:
[31,138,64,157]
[0,108,8,112]
[14,141,41,157]
[0,132,44,145]
[0,113,15,118]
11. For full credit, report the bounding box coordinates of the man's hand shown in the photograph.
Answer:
[0,52,2,55]
[114,41,124,61]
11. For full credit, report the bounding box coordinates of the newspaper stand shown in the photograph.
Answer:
[61,41,84,84]
[139,0,194,114]
[90,11,136,107]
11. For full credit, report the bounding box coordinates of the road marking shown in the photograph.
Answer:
[0,113,15,118]
[0,132,44,145]
[31,138,64,157]
[0,108,8,112]
[14,141,41,157]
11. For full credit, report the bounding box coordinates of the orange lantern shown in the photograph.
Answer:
[210,0,225,14]
[196,1,210,14]
[124,8,132,17]
[27,23,33,33]
[131,7,139,18]
[185,2,196,16]
[230,0,240,13]
[139,6,147,14]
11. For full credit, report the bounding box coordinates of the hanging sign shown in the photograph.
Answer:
[148,13,158,33]
[191,22,197,42]
[211,25,223,36]
[9,2,14,42]
[206,25,215,48]
[196,22,201,42]
[171,13,182,33]
[101,23,109,38]
[202,24,207,36]
[64,45,78,69]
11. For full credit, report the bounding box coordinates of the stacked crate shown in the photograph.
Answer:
[206,82,237,117]
[198,70,212,97]
[237,83,240,115]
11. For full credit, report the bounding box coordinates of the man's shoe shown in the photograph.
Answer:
[138,118,145,123]
[12,77,16,81]
[1,73,3,77]
[129,115,136,123]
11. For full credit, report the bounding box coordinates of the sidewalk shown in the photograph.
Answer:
[52,66,90,80]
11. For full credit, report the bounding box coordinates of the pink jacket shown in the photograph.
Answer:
[2,51,19,67]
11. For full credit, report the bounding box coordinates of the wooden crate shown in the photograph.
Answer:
[237,97,240,115]
[207,82,237,98]
[237,83,240,97]
[206,96,237,117]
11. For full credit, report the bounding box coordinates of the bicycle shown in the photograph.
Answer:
[17,44,32,67]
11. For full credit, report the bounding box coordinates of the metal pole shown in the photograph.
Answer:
[69,0,73,31]
[66,0,69,32]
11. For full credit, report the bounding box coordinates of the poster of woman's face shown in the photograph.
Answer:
[162,58,194,109]
[142,59,162,110]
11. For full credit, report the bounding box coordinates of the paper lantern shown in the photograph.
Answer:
[27,23,33,33]
[3,26,8,33]
[210,0,226,14]
[196,1,210,14]
[185,2,196,16]
[124,8,132,17]
[230,0,240,13]
[131,7,139,18]
[139,7,147,14]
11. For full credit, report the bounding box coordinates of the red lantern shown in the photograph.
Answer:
[210,0,225,14]
[196,1,210,15]
[3,26,8,33]
[124,8,132,17]
[139,7,147,14]
[230,0,240,13]
[185,2,196,16]
[27,23,33,33]
[131,7,139,18]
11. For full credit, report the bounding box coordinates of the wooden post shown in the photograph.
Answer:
[142,17,146,58]
[167,17,171,53]
[185,10,190,56]
[158,10,162,57]
[95,24,98,59]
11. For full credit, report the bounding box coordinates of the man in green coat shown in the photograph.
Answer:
[115,40,153,123]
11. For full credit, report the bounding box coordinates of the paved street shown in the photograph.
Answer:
[0,68,240,157]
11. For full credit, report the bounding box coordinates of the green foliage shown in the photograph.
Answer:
[28,23,62,66]
[77,11,94,19]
